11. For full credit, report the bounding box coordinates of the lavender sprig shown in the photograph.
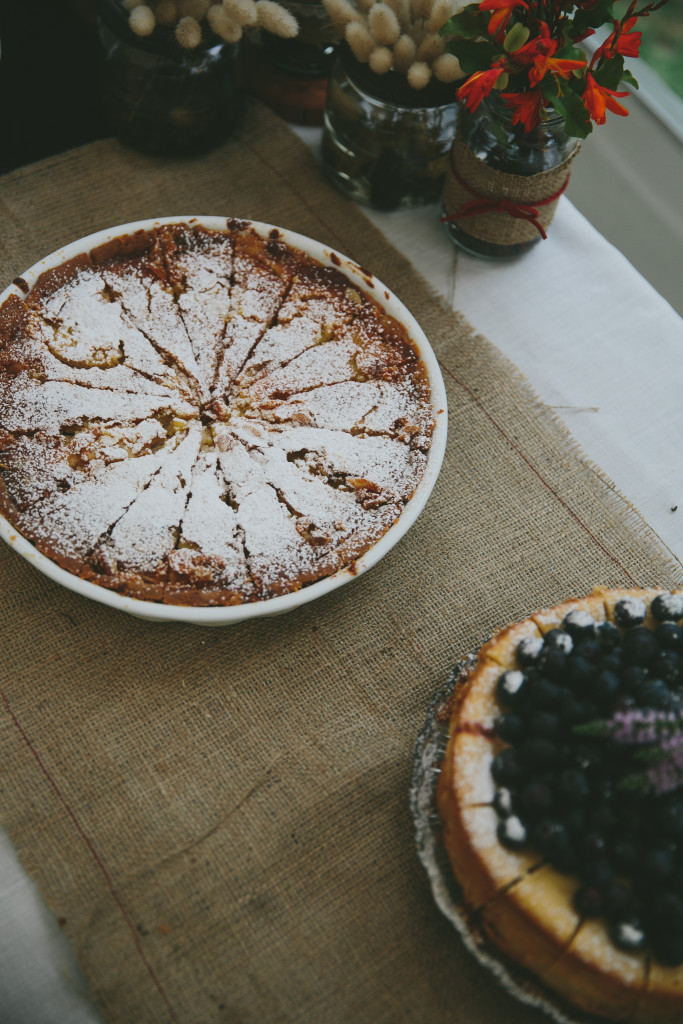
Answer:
[575,708,683,796]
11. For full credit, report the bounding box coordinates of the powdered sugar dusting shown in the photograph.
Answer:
[0,223,433,604]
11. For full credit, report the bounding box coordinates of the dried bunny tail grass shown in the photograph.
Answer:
[176,13,203,44]
[154,0,178,25]
[383,0,411,29]
[407,59,431,87]
[129,4,156,34]
[208,4,244,38]
[223,0,258,25]
[367,2,400,44]
[368,45,394,72]
[178,0,210,16]
[432,51,463,81]
[426,0,454,31]
[409,17,426,44]
[255,0,299,37]
[323,0,363,29]
[345,20,375,61]
[417,31,444,61]
[410,0,434,18]
[392,32,416,71]
[356,0,375,10]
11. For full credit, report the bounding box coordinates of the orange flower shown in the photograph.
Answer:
[597,17,642,59]
[478,0,528,36]
[501,90,545,131]
[583,72,630,124]
[457,66,508,111]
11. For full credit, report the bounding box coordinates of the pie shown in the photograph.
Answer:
[436,587,683,1022]
[0,220,433,605]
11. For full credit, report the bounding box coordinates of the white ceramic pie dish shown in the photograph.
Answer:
[0,215,448,625]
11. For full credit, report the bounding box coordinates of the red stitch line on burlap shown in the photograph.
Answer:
[438,358,639,586]
[0,688,180,1024]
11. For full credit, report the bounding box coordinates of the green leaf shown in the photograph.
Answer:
[444,39,503,74]
[440,6,491,39]
[542,78,593,139]
[622,68,640,89]
[572,719,610,737]
[572,0,615,34]
[594,54,625,89]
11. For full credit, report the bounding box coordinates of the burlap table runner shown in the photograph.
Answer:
[1,102,681,1024]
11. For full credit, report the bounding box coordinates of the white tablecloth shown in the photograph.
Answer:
[1,150,682,1022]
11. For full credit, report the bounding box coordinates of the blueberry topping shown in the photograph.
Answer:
[651,593,683,622]
[487,592,683,965]
[614,596,647,627]
[516,635,544,666]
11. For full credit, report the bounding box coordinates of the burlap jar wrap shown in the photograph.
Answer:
[0,103,680,1024]
[443,132,579,246]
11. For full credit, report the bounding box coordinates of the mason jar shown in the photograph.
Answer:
[97,0,244,156]
[442,94,581,258]
[322,45,459,211]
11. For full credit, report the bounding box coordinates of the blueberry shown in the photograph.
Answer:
[519,737,558,769]
[562,806,586,835]
[573,741,605,773]
[563,609,596,638]
[495,712,525,743]
[525,677,562,710]
[520,780,554,819]
[652,649,682,685]
[622,626,659,666]
[612,838,640,871]
[650,934,683,967]
[643,847,676,880]
[493,787,515,817]
[497,815,528,850]
[656,621,683,651]
[566,656,597,691]
[611,694,637,713]
[492,747,525,786]
[580,830,608,859]
[574,638,601,662]
[582,858,615,888]
[527,710,561,738]
[516,635,544,667]
[651,593,683,622]
[610,918,646,952]
[533,819,570,861]
[649,891,683,932]
[574,884,604,916]
[634,678,675,710]
[557,768,589,804]
[599,651,622,673]
[604,882,634,918]
[544,629,574,654]
[596,621,621,649]
[587,803,619,833]
[496,670,527,707]
[539,647,568,679]
[593,669,621,704]
[621,664,650,692]
[614,597,647,627]
[658,800,683,838]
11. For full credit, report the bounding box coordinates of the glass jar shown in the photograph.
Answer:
[97,0,244,156]
[442,95,580,258]
[322,46,458,211]
[244,0,338,125]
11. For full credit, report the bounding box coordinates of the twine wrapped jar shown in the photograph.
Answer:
[442,94,580,258]
[322,44,458,211]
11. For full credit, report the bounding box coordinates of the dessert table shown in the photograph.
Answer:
[1,110,682,1024]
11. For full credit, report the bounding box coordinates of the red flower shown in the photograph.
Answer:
[583,72,630,123]
[501,89,545,131]
[513,27,587,85]
[478,0,528,36]
[457,65,508,111]
[597,17,642,59]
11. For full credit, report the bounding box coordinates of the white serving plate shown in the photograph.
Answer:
[0,216,448,625]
